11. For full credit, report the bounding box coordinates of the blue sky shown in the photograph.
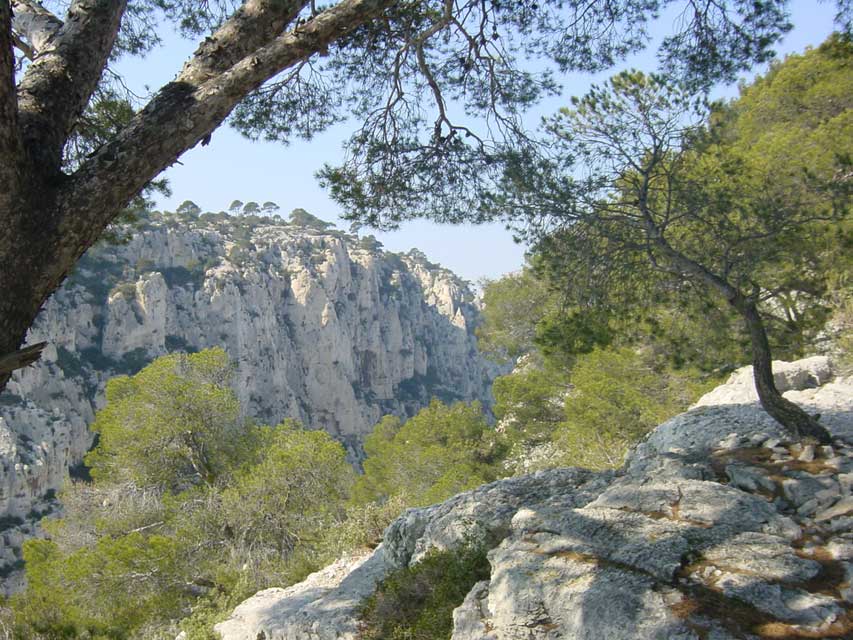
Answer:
[115,1,839,285]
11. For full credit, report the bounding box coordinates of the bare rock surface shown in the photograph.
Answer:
[0,212,501,591]
[217,356,853,640]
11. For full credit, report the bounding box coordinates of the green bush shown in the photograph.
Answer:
[552,347,713,469]
[10,350,355,640]
[353,401,504,508]
[358,543,490,640]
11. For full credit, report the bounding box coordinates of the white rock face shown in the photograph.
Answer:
[217,357,853,640]
[0,212,501,590]
[692,355,835,408]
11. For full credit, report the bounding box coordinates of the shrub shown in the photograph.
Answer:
[358,543,490,640]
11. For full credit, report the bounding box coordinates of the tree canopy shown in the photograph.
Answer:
[478,37,852,440]
[2,1,850,391]
[353,400,503,507]
[9,348,354,639]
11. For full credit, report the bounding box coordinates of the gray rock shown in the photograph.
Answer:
[799,444,816,462]
[700,532,820,582]
[815,496,853,522]
[692,356,833,407]
[725,464,777,494]
[450,581,496,640]
[782,474,829,507]
[714,573,842,626]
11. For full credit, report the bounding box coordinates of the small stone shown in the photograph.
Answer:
[798,498,819,516]
[842,563,853,604]
[825,457,844,470]
[784,476,827,507]
[717,433,742,450]
[763,438,781,449]
[815,497,853,522]
[839,473,853,496]
[828,516,853,533]
[816,476,839,489]
[798,445,815,462]
[820,445,835,458]
[815,488,841,507]
[726,464,777,494]
[826,540,853,560]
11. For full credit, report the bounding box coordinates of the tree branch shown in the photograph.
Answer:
[57,0,396,274]
[0,341,47,377]
[11,31,35,61]
[17,0,127,173]
[10,0,63,54]
[177,0,310,87]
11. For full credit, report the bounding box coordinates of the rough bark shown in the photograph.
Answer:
[0,2,22,199]
[10,0,64,54]
[17,1,127,173]
[0,0,397,393]
[735,298,833,444]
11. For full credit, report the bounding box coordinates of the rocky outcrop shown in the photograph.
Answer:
[0,211,500,591]
[217,357,853,639]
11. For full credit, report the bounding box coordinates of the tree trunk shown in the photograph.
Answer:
[640,220,834,444]
[735,298,832,444]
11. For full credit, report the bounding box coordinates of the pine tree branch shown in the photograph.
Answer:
[177,0,310,87]
[10,0,63,54]
[0,341,47,377]
[17,0,127,173]
[59,0,395,254]
[11,31,35,61]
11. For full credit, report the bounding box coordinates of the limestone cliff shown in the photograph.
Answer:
[0,211,499,590]
[217,356,853,640]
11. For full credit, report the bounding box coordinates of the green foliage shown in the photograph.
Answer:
[11,350,358,640]
[477,266,556,362]
[553,348,712,469]
[358,543,491,640]
[86,349,244,489]
[489,38,852,385]
[319,496,410,558]
[358,235,384,251]
[288,208,334,231]
[219,421,354,558]
[176,200,202,216]
[353,401,504,507]
[492,364,569,447]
